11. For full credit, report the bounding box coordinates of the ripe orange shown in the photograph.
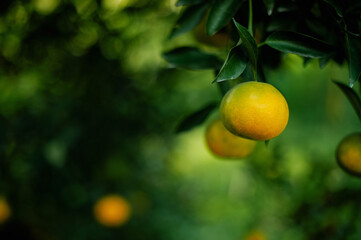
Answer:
[94,194,131,227]
[336,132,361,177]
[220,82,289,141]
[205,118,256,158]
[0,198,11,224]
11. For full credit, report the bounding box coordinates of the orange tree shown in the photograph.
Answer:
[164,0,361,131]
[163,0,361,238]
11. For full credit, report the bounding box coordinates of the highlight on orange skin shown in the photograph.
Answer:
[94,194,131,227]
[205,118,256,158]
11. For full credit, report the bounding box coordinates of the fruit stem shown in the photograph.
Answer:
[248,0,253,37]
[252,65,258,82]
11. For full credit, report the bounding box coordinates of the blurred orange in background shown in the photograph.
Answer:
[94,194,131,227]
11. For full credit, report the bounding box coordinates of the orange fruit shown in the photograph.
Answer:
[244,230,266,240]
[205,118,256,158]
[220,82,289,141]
[0,198,11,224]
[336,132,361,177]
[94,194,131,227]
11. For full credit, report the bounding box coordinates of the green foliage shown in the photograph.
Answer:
[213,45,248,82]
[176,102,218,133]
[262,0,275,15]
[169,3,209,39]
[163,0,361,130]
[233,19,258,69]
[176,0,205,7]
[333,81,361,121]
[162,47,223,70]
[206,0,245,35]
[265,31,335,58]
[345,33,361,87]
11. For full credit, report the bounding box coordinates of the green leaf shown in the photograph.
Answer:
[233,19,258,68]
[213,45,248,82]
[303,57,312,67]
[323,0,344,17]
[333,80,361,121]
[265,31,335,58]
[318,54,332,69]
[263,0,275,15]
[217,81,231,96]
[241,63,254,82]
[169,3,209,39]
[206,0,244,36]
[162,47,223,70]
[176,103,218,133]
[176,0,205,6]
[322,0,361,18]
[345,33,361,87]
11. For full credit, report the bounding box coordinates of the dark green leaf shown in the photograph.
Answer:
[323,0,344,17]
[303,57,312,67]
[263,0,275,15]
[169,3,208,39]
[265,31,335,58]
[233,19,258,68]
[265,140,270,147]
[217,81,231,96]
[162,47,223,70]
[213,45,248,82]
[176,0,205,6]
[241,63,254,82]
[266,13,297,32]
[319,54,332,69]
[176,103,218,133]
[333,80,361,121]
[206,0,244,35]
[275,2,298,13]
[345,33,361,87]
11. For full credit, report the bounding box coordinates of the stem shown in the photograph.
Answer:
[248,0,253,36]
[252,66,258,82]
[248,0,256,81]
[257,42,266,48]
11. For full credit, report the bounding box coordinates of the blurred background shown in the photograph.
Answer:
[0,0,360,239]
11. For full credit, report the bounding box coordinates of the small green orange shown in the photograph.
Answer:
[220,82,289,141]
[336,132,361,177]
[205,118,256,158]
